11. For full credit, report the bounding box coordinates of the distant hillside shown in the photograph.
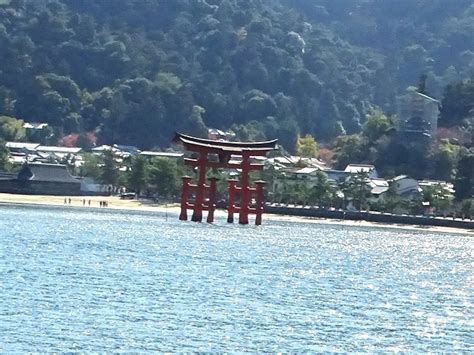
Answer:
[0,0,473,150]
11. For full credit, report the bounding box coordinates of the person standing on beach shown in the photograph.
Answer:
[88,200,91,206]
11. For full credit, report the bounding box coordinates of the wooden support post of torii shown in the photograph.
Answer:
[191,151,208,222]
[179,176,192,221]
[206,177,218,223]
[238,152,251,225]
[227,179,237,223]
[255,180,266,226]
[173,132,277,225]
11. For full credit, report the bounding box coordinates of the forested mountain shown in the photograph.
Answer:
[0,0,473,150]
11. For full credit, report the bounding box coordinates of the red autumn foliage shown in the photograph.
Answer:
[61,134,79,147]
[437,127,470,145]
[61,132,97,147]
[318,147,335,165]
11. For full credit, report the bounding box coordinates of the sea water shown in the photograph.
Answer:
[0,205,472,352]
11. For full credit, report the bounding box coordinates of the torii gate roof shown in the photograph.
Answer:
[174,132,277,156]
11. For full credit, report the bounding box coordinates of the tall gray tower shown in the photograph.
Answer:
[397,87,440,140]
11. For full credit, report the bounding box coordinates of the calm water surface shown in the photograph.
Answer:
[0,205,473,352]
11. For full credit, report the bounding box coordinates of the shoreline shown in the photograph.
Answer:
[0,193,472,236]
[0,193,177,212]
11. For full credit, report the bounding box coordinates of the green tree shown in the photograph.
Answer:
[79,153,101,179]
[460,198,474,218]
[240,90,277,122]
[422,184,454,215]
[454,148,474,200]
[0,116,26,141]
[186,105,208,138]
[308,170,334,206]
[76,133,94,150]
[440,78,474,127]
[431,139,459,181]
[343,171,371,210]
[362,109,394,142]
[100,150,119,188]
[0,86,15,115]
[0,139,10,171]
[317,89,341,138]
[155,72,182,94]
[127,155,147,195]
[98,78,168,149]
[276,182,305,205]
[296,134,319,158]
[147,158,179,198]
[333,134,369,170]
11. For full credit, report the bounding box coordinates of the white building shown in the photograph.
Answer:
[344,164,378,179]
[140,151,183,159]
[418,180,455,194]
[391,175,421,198]
[36,145,82,156]
[6,142,40,153]
[369,178,390,201]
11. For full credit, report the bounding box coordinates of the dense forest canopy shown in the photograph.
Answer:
[0,0,473,150]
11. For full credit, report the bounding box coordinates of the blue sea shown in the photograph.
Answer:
[1,205,472,352]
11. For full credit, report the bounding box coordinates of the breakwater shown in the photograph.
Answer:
[265,205,474,230]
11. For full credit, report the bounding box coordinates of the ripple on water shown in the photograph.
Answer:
[0,206,473,352]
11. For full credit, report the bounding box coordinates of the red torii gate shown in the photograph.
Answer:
[173,132,277,225]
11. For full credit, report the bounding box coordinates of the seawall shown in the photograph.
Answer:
[264,205,474,230]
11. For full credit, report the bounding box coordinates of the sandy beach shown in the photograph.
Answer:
[0,193,177,211]
[0,193,472,235]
